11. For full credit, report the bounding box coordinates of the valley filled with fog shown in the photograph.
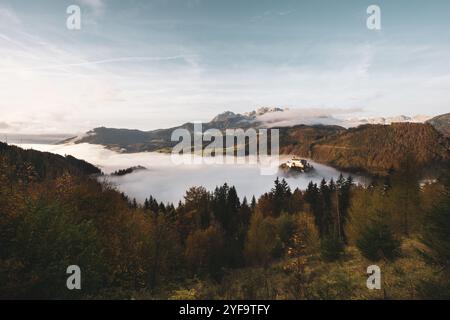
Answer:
[16,143,366,204]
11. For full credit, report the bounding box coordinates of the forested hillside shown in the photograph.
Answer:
[308,123,449,175]
[427,113,450,137]
[278,124,346,155]
[1,144,449,299]
[0,142,101,181]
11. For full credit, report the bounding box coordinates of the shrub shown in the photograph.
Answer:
[295,212,321,255]
[356,218,401,261]
[320,234,345,262]
[185,224,225,276]
[416,275,450,300]
[419,186,450,269]
[244,213,281,266]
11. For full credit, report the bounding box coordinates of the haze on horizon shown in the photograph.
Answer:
[1,0,450,134]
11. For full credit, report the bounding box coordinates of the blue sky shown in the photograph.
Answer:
[0,0,449,133]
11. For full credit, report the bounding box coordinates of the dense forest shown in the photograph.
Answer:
[278,122,449,175]
[427,113,450,137]
[0,142,449,299]
[0,142,101,181]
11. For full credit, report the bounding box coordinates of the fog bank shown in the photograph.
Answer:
[16,143,365,204]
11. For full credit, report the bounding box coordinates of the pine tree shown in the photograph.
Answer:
[319,178,333,237]
[356,213,400,261]
[335,175,353,243]
[250,195,257,211]
[158,202,166,213]
[320,233,345,262]
[305,182,323,236]
[270,178,292,216]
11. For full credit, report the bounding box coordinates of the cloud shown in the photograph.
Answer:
[12,55,197,72]
[278,10,294,16]
[0,5,21,25]
[1,2,449,135]
[77,0,106,17]
[0,122,11,130]
[251,9,295,22]
[17,143,361,204]
[256,108,433,128]
[256,108,363,128]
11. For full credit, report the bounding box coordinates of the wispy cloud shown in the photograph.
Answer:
[0,5,21,25]
[78,0,106,16]
[257,108,363,128]
[0,55,198,73]
[251,9,295,22]
[0,0,449,134]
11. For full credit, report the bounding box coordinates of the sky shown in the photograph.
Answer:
[0,0,449,134]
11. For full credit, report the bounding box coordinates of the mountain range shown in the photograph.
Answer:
[59,109,449,175]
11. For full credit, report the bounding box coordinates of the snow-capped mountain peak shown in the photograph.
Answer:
[346,115,432,127]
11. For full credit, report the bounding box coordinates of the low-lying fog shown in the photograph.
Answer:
[16,143,366,204]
